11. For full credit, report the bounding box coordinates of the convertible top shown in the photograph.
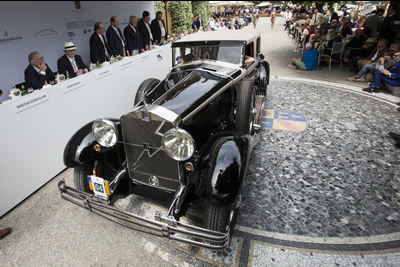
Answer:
[174,29,260,44]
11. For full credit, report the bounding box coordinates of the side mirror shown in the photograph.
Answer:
[257,53,265,61]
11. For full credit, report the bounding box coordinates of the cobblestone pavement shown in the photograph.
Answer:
[239,80,400,238]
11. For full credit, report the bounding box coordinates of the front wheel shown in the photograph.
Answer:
[205,205,231,234]
[235,78,256,134]
[74,160,102,193]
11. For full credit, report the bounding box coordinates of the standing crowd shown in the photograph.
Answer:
[23,10,169,91]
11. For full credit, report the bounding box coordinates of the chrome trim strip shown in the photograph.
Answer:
[182,68,247,123]
[149,105,180,125]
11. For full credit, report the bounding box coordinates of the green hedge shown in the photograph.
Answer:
[191,1,211,22]
[169,1,193,35]
[154,1,164,14]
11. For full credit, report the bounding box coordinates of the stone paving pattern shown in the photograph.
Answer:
[251,242,400,267]
[238,80,400,237]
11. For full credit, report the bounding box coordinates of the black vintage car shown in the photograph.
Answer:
[59,30,270,250]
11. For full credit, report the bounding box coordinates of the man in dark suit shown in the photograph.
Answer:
[124,16,145,54]
[57,41,88,78]
[106,16,127,58]
[377,4,400,44]
[89,22,111,64]
[363,50,400,92]
[138,11,153,51]
[151,11,168,45]
[328,7,339,23]
[24,51,55,89]
[194,14,203,31]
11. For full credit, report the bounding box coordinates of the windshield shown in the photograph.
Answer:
[172,45,243,66]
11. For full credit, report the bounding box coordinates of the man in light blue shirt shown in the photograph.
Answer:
[290,43,318,71]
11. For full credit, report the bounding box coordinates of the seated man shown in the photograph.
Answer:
[348,42,397,81]
[356,38,388,71]
[350,37,377,70]
[57,41,88,78]
[343,29,366,63]
[322,30,342,60]
[290,42,318,71]
[24,51,55,89]
[362,50,400,92]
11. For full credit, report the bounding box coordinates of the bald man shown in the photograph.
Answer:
[106,16,127,57]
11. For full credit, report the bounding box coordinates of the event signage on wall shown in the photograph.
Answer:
[0,1,154,103]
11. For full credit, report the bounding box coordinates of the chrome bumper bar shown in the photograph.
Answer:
[58,180,230,250]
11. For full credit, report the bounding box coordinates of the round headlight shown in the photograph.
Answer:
[162,128,195,161]
[92,119,118,148]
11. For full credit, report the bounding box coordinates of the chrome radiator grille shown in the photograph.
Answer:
[121,111,180,192]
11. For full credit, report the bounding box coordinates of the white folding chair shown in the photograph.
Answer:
[319,42,343,70]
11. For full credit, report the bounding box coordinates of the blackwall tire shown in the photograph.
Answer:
[205,205,231,234]
[235,78,256,134]
[73,161,102,193]
[134,78,160,105]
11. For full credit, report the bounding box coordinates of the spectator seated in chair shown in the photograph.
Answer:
[356,38,389,72]
[350,37,377,71]
[348,43,398,82]
[322,30,342,61]
[343,29,366,63]
[362,50,400,93]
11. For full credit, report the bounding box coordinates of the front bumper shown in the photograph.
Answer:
[58,180,230,250]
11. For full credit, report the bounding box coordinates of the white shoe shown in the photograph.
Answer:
[288,64,297,69]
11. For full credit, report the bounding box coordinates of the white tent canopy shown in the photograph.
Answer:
[256,2,273,7]
[210,1,254,7]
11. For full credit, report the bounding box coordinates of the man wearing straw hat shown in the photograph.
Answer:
[57,41,88,78]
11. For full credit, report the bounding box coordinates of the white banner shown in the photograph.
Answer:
[0,1,155,102]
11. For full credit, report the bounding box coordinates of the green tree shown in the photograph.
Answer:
[154,1,164,14]
[169,1,193,34]
[192,1,211,22]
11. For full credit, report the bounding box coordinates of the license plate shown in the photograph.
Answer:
[88,176,110,199]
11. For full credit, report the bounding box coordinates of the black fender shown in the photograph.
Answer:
[255,60,270,90]
[63,119,122,168]
[196,135,251,207]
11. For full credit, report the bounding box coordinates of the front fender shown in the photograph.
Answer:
[198,135,250,206]
[63,119,121,168]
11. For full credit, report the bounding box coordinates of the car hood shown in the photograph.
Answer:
[153,61,244,121]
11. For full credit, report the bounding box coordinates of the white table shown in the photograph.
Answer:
[0,45,172,216]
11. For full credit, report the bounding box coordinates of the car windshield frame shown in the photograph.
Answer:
[171,41,246,68]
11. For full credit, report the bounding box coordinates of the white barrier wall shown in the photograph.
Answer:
[0,45,172,216]
[0,1,155,102]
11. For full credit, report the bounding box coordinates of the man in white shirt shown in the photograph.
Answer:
[151,11,167,44]
[209,17,215,31]
[138,11,153,50]
[89,22,111,63]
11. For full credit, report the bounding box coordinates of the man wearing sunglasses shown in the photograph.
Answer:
[24,51,56,89]
[363,50,400,93]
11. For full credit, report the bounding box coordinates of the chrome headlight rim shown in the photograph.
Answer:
[92,119,119,148]
[162,128,195,161]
